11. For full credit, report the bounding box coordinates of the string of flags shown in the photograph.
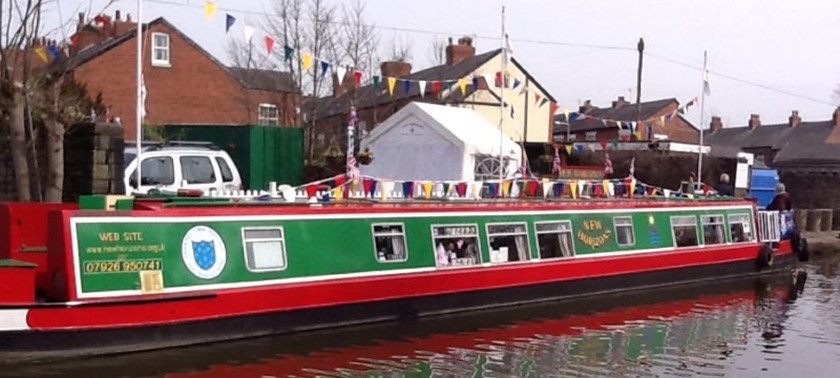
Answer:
[292,174,720,202]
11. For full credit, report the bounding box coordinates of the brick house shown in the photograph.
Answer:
[60,12,299,140]
[705,107,840,210]
[306,37,556,161]
[553,97,699,144]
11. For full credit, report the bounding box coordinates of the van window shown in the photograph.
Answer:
[132,157,174,186]
[181,156,215,184]
[216,157,234,182]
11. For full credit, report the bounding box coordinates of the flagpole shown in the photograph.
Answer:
[135,0,143,191]
[498,6,506,181]
[696,51,707,187]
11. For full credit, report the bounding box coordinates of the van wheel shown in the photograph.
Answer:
[757,245,774,269]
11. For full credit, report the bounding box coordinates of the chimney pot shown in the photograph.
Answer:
[612,96,629,108]
[710,116,723,132]
[748,114,761,130]
[579,99,594,114]
[788,110,801,128]
[126,13,132,22]
[115,10,121,21]
[445,35,476,66]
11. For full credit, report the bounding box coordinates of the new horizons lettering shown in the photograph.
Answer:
[577,219,612,248]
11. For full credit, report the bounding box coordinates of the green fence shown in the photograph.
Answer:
[163,125,304,189]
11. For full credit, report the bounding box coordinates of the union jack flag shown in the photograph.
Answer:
[604,151,614,175]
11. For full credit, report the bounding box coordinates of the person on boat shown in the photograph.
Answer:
[767,183,792,211]
[714,173,734,196]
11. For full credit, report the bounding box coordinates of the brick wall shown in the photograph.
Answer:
[72,21,298,141]
[779,169,840,210]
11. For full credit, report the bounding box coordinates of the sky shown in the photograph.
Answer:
[48,0,840,130]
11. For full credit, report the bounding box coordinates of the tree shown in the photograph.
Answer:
[427,36,447,66]
[387,35,412,62]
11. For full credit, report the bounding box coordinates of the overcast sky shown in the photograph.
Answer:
[50,0,840,130]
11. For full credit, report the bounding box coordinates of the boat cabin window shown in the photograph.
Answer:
[728,214,754,242]
[701,215,726,245]
[372,224,408,262]
[614,216,635,246]
[432,225,481,268]
[486,223,530,263]
[671,216,699,247]
[180,156,215,184]
[241,228,287,272]
[535,221,575,259]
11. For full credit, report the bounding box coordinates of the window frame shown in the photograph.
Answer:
[728,213,755,243]
[701,214,727,245]
[215,156,234,183]
[151,32,171,67]
[485,222,530,263]
[240,226,287,273]
[670,215,699,248]
[613,216,635,247]
[370,223,409,263]
[258,103,279,126]
[533,220,575,260]
[429,223,483,267]
[585,131,597,142]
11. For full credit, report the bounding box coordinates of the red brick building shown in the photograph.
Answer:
[61,12,299,140]
[553,97,699,144]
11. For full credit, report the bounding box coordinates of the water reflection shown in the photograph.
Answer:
[10,258,840,378]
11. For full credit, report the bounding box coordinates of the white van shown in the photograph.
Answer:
[124,144,242,195]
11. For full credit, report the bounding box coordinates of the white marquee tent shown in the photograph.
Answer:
[360,102,522,182]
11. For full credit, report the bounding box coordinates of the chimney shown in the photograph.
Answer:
[76,12,85,32]
[332,71,356,97]
[611,96,629,108]
[445,36,475,66]
[579,99,594,114]
[126,13,132,22]
[709,116,723,133]
[115,10,121,21]
[380,61,412,78]
[833,107,840,128]
[748,114,761,130]
[788,110,801,128]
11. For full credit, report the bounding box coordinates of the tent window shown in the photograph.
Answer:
[432,225,481,268]
[474,154,511,181]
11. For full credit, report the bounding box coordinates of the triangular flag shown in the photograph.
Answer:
[565,145,573,155]
[353,71,362,88]
[471,181,483,199]
[539,98,549,108]
[46,45,61,61]
[458,79,467,95]
[418,80,427,98]
[534,93,542,105]
[243,25,255,42]
[283,45,293,61]
[319,60,330,77]
[472,76,481,89]
[541,179,552,198]
[549,102,560,117]
[422,182,433,199]
[225,14,236,33]
[302,53,313,72]
[402,181,414,198]
[442,182,451,197]
[402,79,411,95]
[373,75,381,91]
[204,1,217,20]
[569,181,578,199]
[512,78,521,89]
[264,36,275,55]
[501,181,511,198]
[387,77,396,96]
[336,65,347,84]
[431,81,441,94]
[34,46,48,63]
[456,182,467,197]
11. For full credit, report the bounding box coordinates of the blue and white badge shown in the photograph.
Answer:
[182,226,227,279]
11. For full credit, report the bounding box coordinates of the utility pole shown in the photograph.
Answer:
[636,38,644,139]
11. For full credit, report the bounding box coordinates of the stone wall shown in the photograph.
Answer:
[63,123,125,202]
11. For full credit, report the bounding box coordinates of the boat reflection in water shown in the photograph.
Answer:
[5,272,806,377]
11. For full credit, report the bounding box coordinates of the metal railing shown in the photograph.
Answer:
[757,210,781,242]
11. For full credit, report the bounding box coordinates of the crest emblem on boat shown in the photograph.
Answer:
[181,226,227,279]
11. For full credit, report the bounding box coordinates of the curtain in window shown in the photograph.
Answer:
[559,233,572,257]
[391,236,406,259]
[515,235,528,261]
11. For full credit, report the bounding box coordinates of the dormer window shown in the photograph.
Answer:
[151,32,170,67]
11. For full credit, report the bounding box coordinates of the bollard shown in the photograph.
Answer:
[794,208,808,231]
[806,209,821,232]
[819,209,834,231]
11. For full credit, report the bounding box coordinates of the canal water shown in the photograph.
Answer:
[7,255,840,377]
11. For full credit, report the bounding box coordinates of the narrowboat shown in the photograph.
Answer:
[0,176,806,363]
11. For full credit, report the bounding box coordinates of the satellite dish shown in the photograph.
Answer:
[278,184,296,202]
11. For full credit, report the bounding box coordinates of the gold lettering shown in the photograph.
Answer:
[98,232,120,242]
[123,232,143,242]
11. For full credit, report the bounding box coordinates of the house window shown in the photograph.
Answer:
[728,214,754,243]
[151,32,170,67]
[671,216,698,247]
[585,132,597,142]
[701,215,726,245]
[258,104,279,126]
[431,225,481,267]
[486,223,530,263]
[372,224,408,262]
[614,216,635,246]
[535,221,574,259]
[241,228,286,272]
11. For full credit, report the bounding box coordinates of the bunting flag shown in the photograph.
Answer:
[458,79,467,95]
[431,81,442,94]
[402,181,414,198]
[302,53,313,72]
[472,76,481,90]
[336,66,347,84]
[319,60,329,77]
[46,45,61,61]
[422,182,433,199]
[501,181,511,198]
[372,75,381,91]
[534,93,542,105]
[569,181,578,199]
[387,77,396,96]
[541,179,552,198]
[456,182,467,197]
[403,79,411,95]
[204,1,217,19]
[34,46,49,63]
[549,102,560,117]
[565,145,573,155]
[539,98,549,108]
[283,45,293,61]
[353,71,363,88]
[225,14,236,33]
[418,80,427,98]
[243,25,255,42]
[512,78,521,89]
[265,36,275,55]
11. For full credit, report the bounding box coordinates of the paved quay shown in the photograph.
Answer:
[802,231,840,255]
